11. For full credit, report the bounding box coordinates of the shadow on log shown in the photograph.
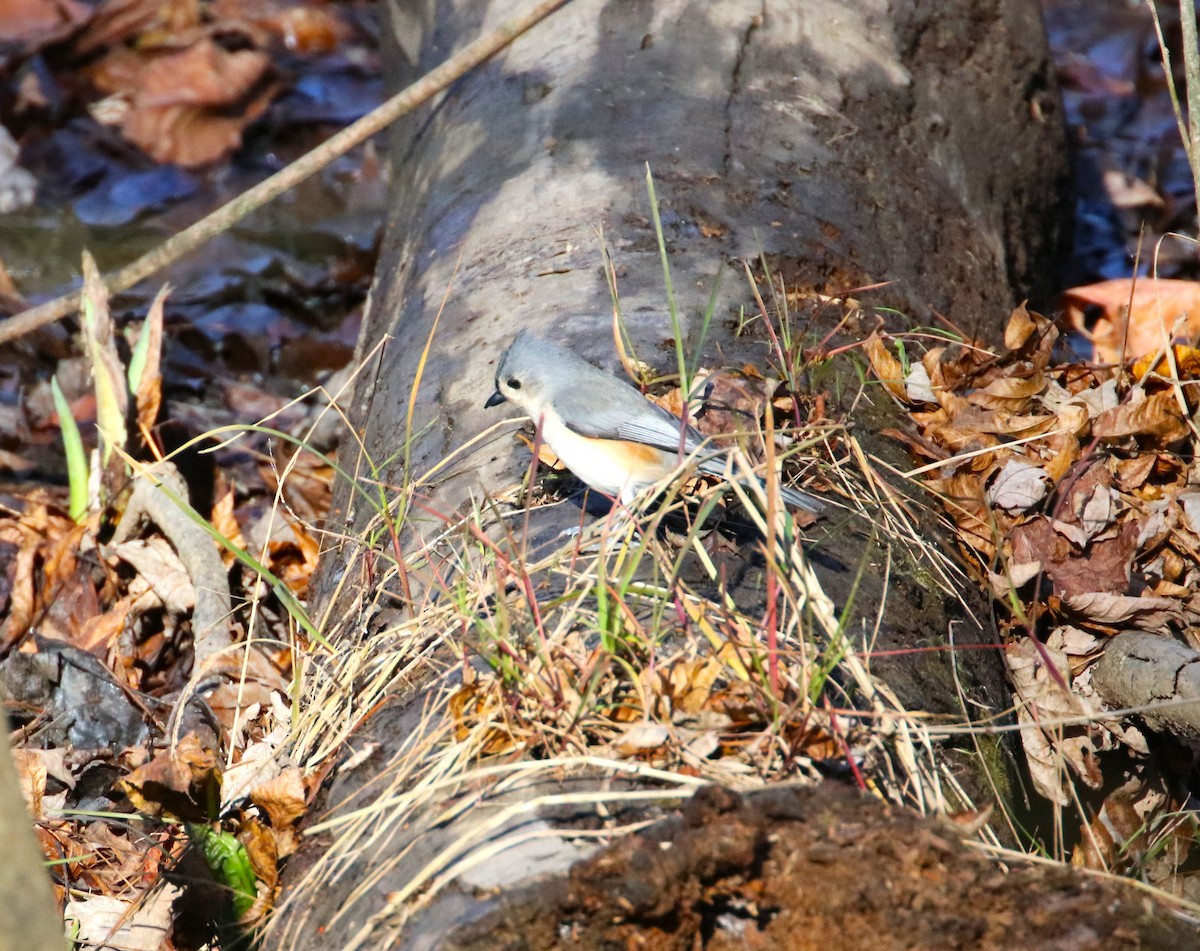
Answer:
[280,1,1084,948]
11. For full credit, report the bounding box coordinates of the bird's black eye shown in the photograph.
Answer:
[507,377,521,390]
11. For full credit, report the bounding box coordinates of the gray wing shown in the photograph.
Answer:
[552,372,707,454]
[553,368,827,515]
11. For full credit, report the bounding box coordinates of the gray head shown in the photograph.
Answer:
[485,330,597,413]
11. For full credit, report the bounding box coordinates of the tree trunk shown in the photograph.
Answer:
[314,0,1067,607]
[0,711,67,951]
[283,1,1071,948]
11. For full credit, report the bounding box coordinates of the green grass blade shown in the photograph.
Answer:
[645,165,687,390]
[51,376,89,522]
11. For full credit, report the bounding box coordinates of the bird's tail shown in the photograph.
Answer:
[780,483,827,515]
[696,456,826,516]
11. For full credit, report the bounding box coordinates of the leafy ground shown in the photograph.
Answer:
[2,0,1200,949]
[0,0,379,945]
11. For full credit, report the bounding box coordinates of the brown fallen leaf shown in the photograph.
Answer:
[660,655,723,716]
[250,766,307,832]
[864,334,907,402]
[74,0,201,56]
[1113,453,1157,493]
[110,536,195,618]
[121,39,276,166]
[1062,278,1200,364]
[1092,390,1189,445]
[131,286,167,435]
[1003,302,1059,369]
[1004,301,1041,351]
[64,886,179,951]
[77,597,132,654]
[1131,343,1200,388]
[239,814,279,898]
[691,369,770,451]
[213,0,349,54]
[1072,782,1160,872]
[613,721,671,758]
[1007,635,1102,804]
[121,732,220,820]
[985,458,1049,514]
[965,372,1046,412]
[1041,431,1081,485]
[924,469,1000,560]
[1061,592,1183,631]
[0,0,91,46]
[1008,515,1137,600]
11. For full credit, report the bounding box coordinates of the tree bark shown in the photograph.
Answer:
[285,1,1072,948]
[0,711,67,951]
[1093,632,1200,739]
[313,0,1068,611]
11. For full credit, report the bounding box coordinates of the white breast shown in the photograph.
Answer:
[538,411,679,503]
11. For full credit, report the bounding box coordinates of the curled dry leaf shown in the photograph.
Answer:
[1004,301,1040,350]
[923,470,998,560]
[1062,592,1183,631]
[0,0,91,46]
[211,0,350,53]
[661,656,723,716]
[1041,431,1081,485]
[131,285,167,434]
[1114,453,1156,493]
[239,815,280,902]
[447,682,521,756]
[1008,516,1137,601]
[904,362,936,404]
[1048,625,1103,675]
[64,886,180,951]
[1092,390,1188,445]
[77,596,132,653]
[1075,483,1116,538]
[121,39,276,166]
[121,731,220,820]
[613,721,671,758]
[250,766,308,832]
[692,369,771,450]
[987,560,1041,598]
[1007,636,1102,804]
[110,536,195,617]
[864,334,907,402]
[75,0,203,55]
[1002,302,1058,367]
[680,731,721,767]
[966,372,1046,412]
[985,458,1049,513]
[1132,344,1200,390]
[1062,277,1200,364]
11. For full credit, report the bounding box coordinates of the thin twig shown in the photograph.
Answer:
[1180,1,1200,173]
[1149,0,1200,223]
[0,0,570,346]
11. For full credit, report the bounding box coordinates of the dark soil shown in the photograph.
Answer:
[441,782,1197,951]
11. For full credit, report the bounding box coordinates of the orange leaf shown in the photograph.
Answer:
[864,335,906,401]
[1062,278,1200,364]
[1092,391,1189,445]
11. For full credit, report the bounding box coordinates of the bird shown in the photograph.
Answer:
[484,330,825,514]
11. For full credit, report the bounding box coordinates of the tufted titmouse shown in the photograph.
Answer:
[484,330,825,514]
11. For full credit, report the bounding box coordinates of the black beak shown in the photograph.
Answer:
[484,389,506,409]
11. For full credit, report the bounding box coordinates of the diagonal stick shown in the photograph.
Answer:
[0,0,571,346]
